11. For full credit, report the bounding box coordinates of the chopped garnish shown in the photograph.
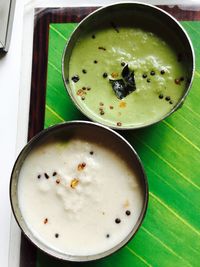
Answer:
[121,65,136,87]
[109,65,136,99]
[122,64,129,78]
[109,79,126,99]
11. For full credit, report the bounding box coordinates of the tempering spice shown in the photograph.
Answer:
[111,72,119,78]
[115,218,121,224]
[103,72,108,78]
[56,178,60,184]
[44,218,48,224]
[125,210,131,216]
[123,199,130,208]
[160,70,165,75]
[71,75,79,83]
[70,178,79,189]
[98,46,106,51]
[77,89,85,96]
[44,173,49,179]
[119,101,126,108]
[78,162,86,171]
[175,78,181,85]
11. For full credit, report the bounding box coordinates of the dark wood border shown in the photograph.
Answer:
[28,7,97,141]
[21,6,200,267]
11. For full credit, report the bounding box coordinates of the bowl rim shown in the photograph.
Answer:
[10,120,149,262]
[62,1,195,130]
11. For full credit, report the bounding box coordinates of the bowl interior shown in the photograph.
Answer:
[62,3,194,130]
[10,121,148,261]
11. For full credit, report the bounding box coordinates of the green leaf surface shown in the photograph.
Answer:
[37,21,200,267]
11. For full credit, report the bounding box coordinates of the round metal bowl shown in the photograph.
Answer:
[10,121,148,262]
[62,2,195,130]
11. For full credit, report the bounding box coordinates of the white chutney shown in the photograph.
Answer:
[18,136,144,256]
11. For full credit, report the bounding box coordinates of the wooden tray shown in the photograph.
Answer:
[20,6,200,267]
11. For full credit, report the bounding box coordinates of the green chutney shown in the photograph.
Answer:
[69,24,188,128]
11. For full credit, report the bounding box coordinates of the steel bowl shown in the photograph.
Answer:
[62,2,195,130]
[10,121,148,261]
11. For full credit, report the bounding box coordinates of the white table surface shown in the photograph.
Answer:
[0,0,199,266]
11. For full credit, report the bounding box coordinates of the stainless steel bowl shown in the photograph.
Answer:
[62,2,195,130]
[10,121,148,262]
